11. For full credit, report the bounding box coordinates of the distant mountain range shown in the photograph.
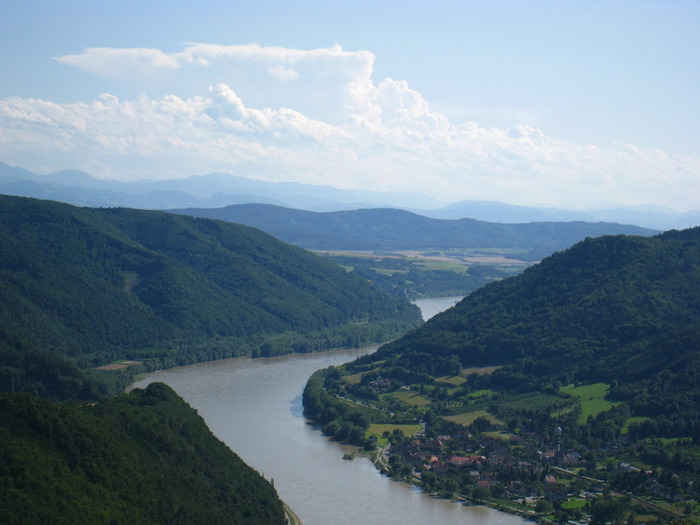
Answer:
[173,203,657,261]
[0,161,441,213]
[2,161,698,230]
[424,200,700,231]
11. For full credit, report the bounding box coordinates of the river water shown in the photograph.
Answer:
[413,295,463,321]
[130,297,526,525]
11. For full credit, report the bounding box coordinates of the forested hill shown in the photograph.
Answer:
[172,203,657,260]
[0,383,286,524]
[374,227,700,435]
[0,195,421,398]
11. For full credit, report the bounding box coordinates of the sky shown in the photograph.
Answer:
[1,0,698,211]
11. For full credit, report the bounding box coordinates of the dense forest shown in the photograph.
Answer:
[0,383,286,524]
[0,195,421,398]
[304,228,700,522]
[0,194,423,522]
[173,203,656,260]
[374,227,700,436]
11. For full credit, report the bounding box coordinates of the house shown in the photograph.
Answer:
[447,456,471,467]
[487,453,507,466]
[618,462,642,473]
[564,451,581,463]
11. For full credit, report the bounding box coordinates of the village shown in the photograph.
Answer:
[376,424,695,523]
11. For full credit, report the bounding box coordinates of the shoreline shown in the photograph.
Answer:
[283,502,303,525]
[345,445,539,523]
[122,294,451,392]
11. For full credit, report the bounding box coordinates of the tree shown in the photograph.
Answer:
[390,428,405,443]
[591,497,628,525]
[535,498,554,514]
[473,485,491,502]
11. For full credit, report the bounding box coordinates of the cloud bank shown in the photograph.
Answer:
[1,43,697,210]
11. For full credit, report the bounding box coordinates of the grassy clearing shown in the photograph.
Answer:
[560,383,618,424]
[443,410,503,428]
[372,268,409,276]
[343,372,364,385]
[483,431,514,442]
[467,389,496,399]
[383,389,432,407]
[461,366,501,376]
[561,382,609,400]
[580,398,619,423]
[122,271,140,293]
[417,260,467,273]
[656,437,685,445]
[94,360,143,371]
[560,499,588,510]
[445,387,462,397]
[368,424,422,440]
[436,375,467,386]
[551,405,576,418]
[463,247,530,256]
[504,393,567,412]
[343,368,380,385]
[622,416,652,434]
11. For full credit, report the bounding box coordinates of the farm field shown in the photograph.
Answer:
[561,383,619,424]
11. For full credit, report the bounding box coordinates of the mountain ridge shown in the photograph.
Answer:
[0,194,421,398]
[302,227,700,520]
[173,203,658,261]
[0,383,287,524]
[2,161,698,229]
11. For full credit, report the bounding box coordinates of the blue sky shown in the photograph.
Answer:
[1,0,698,211]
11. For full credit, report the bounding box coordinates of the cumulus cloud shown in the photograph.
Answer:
[268,65,299,81]
[0,43,695,211]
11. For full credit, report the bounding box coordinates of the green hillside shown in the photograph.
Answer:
[0,195,421,398]
[173,203,657,260]
[174,203,658,299]
[303,228,700,521]
[0,383,285,524]
[375,227,700,431]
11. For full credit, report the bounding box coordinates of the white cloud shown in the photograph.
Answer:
[268,65,299,81]
[0,43,692,211]
[55,47,181,78]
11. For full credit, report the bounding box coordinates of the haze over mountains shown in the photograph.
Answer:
[2,167,699,521]
[173,204,657,261]
[1,161,698,231]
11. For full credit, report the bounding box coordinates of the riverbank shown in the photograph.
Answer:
[351,444,541,523]
[125,296,457,391]
[129,345,527,524]
[284,503,303,525]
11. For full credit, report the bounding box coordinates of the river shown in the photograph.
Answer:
[130,297,527,525]
[413,295,463,321]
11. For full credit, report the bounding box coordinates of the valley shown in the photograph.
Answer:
[2,4,698,522]
[304,228,700,524]
[1,192,698,524]
[317,247,527,299]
